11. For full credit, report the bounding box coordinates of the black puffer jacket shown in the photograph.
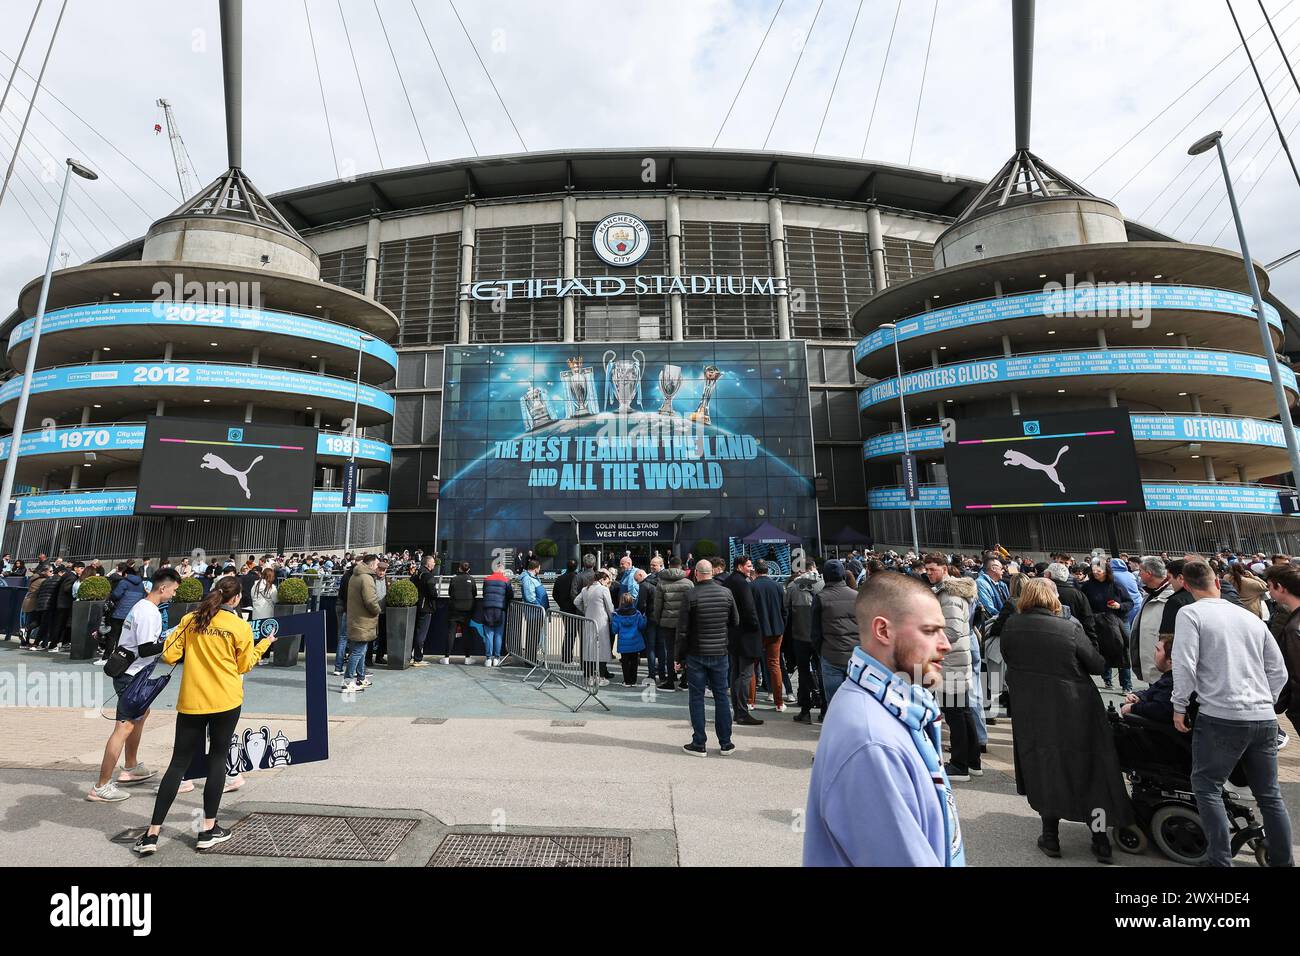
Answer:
[675,578,738,661]
[653,567,693,631]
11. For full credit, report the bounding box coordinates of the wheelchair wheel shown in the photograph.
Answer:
[1115,824,1148,855]
[1149,804,1209,866]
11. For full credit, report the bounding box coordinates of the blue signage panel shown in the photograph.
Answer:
[8,302,398,373]
[854,285,1283,362]
[0,423,391,466]
[859,350,1297,411]
[0,363,396,416]
[869,483,1299,515]
[11,489,388,521]
[863,414,1289,460]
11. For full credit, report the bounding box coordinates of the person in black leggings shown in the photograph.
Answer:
[151,706,242,827]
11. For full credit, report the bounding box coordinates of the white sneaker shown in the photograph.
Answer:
[597,677,610,686]
[357,676,373,688]
[341,681,362,693]
[775,703,788,713]
[442,657,451,665]
[410,660,430,667]
[86,782,130,802]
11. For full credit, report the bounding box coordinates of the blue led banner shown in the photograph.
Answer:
[854,285,1283,361]
[869,483,1299,515]
[8,302,398,373]
[863,414,1288,459]
[0,363,396,415]
[0,424,391,466]
[859,350,1297,411]
[11,489,388,521]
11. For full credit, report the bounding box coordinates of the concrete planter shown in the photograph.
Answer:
[70,601,104,660]
[270,603,306,666]
[385,605,417,670]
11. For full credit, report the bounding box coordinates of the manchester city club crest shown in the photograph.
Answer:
[592,213,650,267]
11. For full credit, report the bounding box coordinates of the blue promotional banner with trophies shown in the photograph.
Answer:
[438,341,818,566]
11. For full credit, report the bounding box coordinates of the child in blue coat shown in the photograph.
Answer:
[611,593,646,686]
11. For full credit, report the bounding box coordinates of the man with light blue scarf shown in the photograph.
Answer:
[804,572,965,866]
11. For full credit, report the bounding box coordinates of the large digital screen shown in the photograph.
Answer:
[944,407,1146,514]
[135,417,318,519]
[438,341,818,567]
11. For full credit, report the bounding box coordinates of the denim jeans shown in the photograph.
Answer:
[483,622,504,659]
[1102,665,1134,692]
[969,635,988,745]
[642,623,657,682]
[343,640,367,682]
[687,654,733,748]
[334,611,349,669]
[413,609,431,662]
[1191,713,1294,867]
[653,624,672,679]
[820,659,846,710]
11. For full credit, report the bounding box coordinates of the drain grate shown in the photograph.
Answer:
[202,812,418,861]
[427,833,630,868]
[412,717,448,724]
[550,719,586,727]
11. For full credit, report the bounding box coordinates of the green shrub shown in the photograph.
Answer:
[76,576,111,601]
[693,539,717,558]
[301,568,320,577]
[385,578,418,607]
[534,538,559,560]
[277,577,309,605]
[175,577,204,603]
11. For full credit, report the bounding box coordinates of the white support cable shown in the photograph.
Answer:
[763,0,825,150]
[0,121,103,251]
[446,0,527,150]
[713,0,784,148]
[5,163,82,261]
[0,0,66,212]
[812,0,863,153]
[907,0,940,166]
[1208,104,1300,243]
[337,0,385,169]
[860,0,904,159]
[0,0,44,126]
[374,0,429,163]
[410,0,478,156]
[303,0,341,178]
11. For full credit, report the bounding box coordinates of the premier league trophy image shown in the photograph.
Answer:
[561,356,597,418]
[520,384,555,432]
[689,364,723,425]
[603,348,645,415]
[657,364,683,416]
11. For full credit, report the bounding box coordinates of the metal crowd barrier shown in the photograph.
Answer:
[499,602,608,713]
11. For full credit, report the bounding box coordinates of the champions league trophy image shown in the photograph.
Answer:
[520,384,555,432]
[689,364,723,425]
[603,348,645,415]
[657,364,683,416]
[561,356,597,418]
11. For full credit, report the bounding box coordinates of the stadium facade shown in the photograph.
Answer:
[3,146,1299,560]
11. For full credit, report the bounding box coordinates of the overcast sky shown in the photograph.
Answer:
[3,0,1300,309]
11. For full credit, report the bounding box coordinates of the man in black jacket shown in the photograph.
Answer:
[43,562,80,650]
[1045,563,1098,646]
[411,554,438,667]
[676,559,740,756]
[570,554,597,604]
[723,556,764,726]
[553,559,578,616]
[1159,559,1196,641]
[446,562,477,664]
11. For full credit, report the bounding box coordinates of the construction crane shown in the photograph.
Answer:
[156,97,198,199]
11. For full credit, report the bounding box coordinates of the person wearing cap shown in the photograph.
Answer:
[812,561,859,711]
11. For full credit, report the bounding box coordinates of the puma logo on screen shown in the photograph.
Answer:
[1003,446,1069,493]
[200,452,264,500]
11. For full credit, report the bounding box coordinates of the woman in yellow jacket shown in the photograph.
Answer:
[133,577,274,855]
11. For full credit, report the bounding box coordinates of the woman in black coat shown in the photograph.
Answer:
[1001,578,1133,863]
[1080,559,1134,692]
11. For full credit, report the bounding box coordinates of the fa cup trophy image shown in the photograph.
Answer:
[689,365,723,425]
[657,364,683,416]
[561,356,597,418]
[603,348,645,415]
[520,384,554,432]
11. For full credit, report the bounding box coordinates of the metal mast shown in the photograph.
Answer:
[156,98,197,198]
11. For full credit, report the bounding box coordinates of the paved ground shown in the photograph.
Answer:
[2,638,1298,867]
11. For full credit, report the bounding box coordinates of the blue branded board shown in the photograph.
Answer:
[439,341,818,567]
[863,414,1288,459]
[854,285,1283,361]
[869,483,1299,515]
[11,489,388,521]
[859,350,1297,411]
[8,302,398,373]
[0,362,396,416]
[0,423,391,466]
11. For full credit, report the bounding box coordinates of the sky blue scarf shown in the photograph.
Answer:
[845,646,966,867]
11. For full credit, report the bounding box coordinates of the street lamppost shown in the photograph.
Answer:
[1189,130,1300,486]
[342,332,375,556]
[0,158,97,554]
[879,322,920,556]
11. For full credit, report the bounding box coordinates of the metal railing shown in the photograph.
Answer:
[500,601,607,713]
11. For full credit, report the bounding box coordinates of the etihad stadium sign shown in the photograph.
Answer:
[462,274,786,302]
